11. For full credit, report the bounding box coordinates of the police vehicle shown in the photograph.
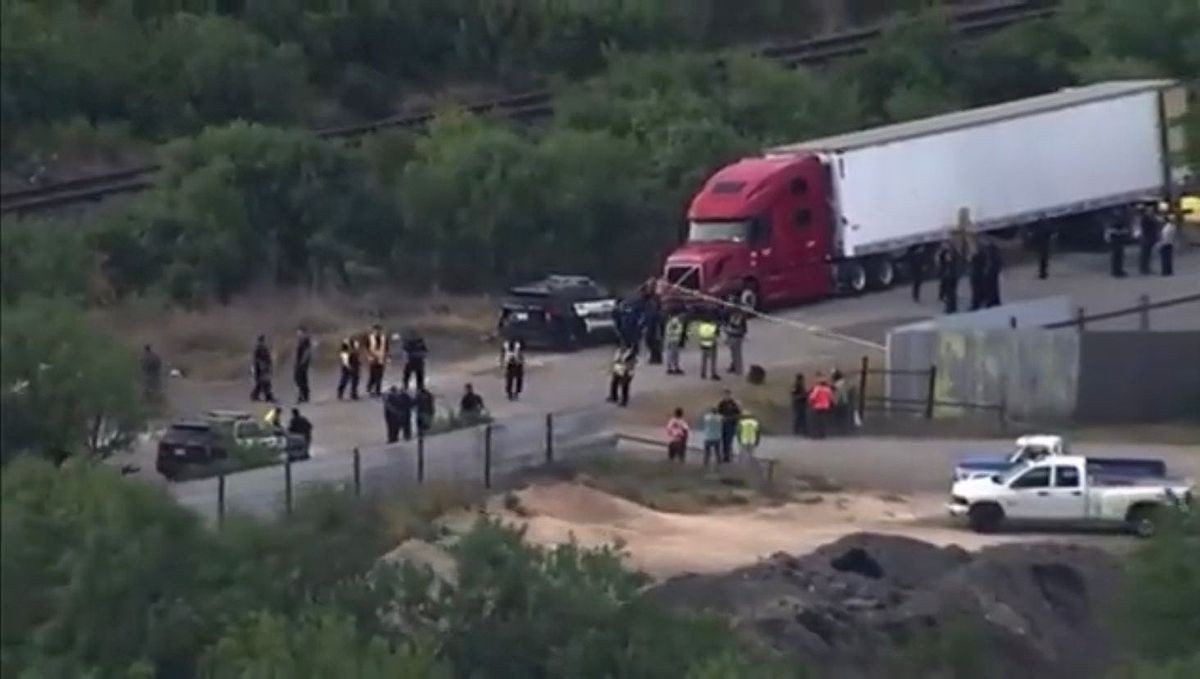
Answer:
[498,275,619,350]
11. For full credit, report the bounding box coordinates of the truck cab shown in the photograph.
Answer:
[662,154,835,309]
[948,455,1191,536]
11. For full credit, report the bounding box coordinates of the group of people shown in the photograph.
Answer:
[908,236,1004,315]
[663,390,761,467]
[607,279,753,408]
[789,370,855,440]
[1105,202,1178,279]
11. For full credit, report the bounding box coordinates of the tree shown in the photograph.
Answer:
[0,297,144,462]
[0,217,98,304]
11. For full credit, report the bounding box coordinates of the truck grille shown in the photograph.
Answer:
[665,265,700,291]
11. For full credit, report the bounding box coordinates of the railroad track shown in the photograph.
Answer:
[0,1,1056,215]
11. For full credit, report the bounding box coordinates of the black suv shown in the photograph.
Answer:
[497,275,619,350]
[156,410,309,481]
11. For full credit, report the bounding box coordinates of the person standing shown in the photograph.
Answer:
[642,288,664,366]
[1158,213,1176,277]
[336,338,360,401]
[736,411,761,465]
[415,386,435,436]
[967,241,987,311]
[790,373,807,436]
[665,408,689,463]
[384,386,404,443]
[906,245,926,302]
[1137,204,1159,276]
[716,390,741,463]
[141,344,163,405]
[1032,224,1053,280]
[701,407,722,467]
[724,309,748,375]
[365,324,389,398]
[250,335,275,402]
[696,316,720,380]
[807,374,834,439]
[936,242,960,314]
[500,338,525,401]
[294,326,312,404]
[402,331,428,391]
[1105,210,1129,278]
[982,238,1003,307]
[607,345,635,407]
[664,314,685,375]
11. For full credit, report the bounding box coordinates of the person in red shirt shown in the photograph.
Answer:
[665,408,690,463]
[807,373,834,440]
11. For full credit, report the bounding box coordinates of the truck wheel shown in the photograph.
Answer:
[845,262,868,296]
[967,503,1004,533]
[1126,504,1161,538]
[869,257,896,290]
[737,281,761,311]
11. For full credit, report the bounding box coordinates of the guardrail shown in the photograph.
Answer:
[0,1,1056,214]
[169,405,615,523]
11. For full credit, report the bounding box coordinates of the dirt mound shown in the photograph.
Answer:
[650,533,1123,679]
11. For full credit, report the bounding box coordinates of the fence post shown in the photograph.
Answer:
[1008,316,1017,329]
[1075,306,1086,333]
[284,455,293,517]
[1138,294,1150,331]
[924,365,938,420]
[484,425,493,489]
[217,471,226,526]
[352,447,361,497]
[545,413,554,464]
[417,431,425,484]
[856,355,869,422]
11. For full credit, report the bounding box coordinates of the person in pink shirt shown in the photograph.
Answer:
[665,408,690,463]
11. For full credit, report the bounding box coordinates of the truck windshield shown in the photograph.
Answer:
[688,220,750,243]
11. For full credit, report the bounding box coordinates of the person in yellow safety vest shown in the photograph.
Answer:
[736,411,761,463]
[263,404,283,431]
[696,318,720,381]
[664,314,685,375]
[607,345,636,407]
[365,324,389,398]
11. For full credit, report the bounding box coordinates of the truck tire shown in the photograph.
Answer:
[967,503,1004,533]
[844,262,868,296]
[737,281,761,311]
[1126,504,1161,538]
[869,257,896,290]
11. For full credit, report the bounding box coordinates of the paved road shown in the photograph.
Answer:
[139,247,1197,474]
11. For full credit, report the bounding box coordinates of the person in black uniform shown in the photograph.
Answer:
[1032,224,1053,280]
[250,335,275,401]
[415,386,435,436]
[642,287,664,365]
[336,338,360,400]
[287,408,312,447]
[459,383,485,421]
[936,242,960,314]
[294,326,312,403]
[906,245,926,303]
[402,332,428,390]
[1106,209,1130,278]
[1137,204,1159,276]
[968,242,987,311]
[982,238,1003,307]
[384,386,404,443]
[790,373,808,436]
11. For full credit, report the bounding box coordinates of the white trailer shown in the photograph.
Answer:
[770,79,1190,258]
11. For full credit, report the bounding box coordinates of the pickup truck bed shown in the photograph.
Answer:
[956,455,1166,479]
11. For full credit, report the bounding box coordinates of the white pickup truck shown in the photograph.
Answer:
[947,455,1192,537]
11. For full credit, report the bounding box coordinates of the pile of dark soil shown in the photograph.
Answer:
[649,533,1123,678]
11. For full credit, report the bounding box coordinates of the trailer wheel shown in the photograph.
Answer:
[845,262,868,296]
[967,503,1004,533]
[869,257,896,290]
[737,281,761,311]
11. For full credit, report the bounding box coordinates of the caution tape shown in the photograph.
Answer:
[658,271,885,352]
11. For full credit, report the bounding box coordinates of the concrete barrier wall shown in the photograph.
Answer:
[1075,331,1200,423]
[172,405,617,523]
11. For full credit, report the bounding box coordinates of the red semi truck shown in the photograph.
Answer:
[661,79,1190,310]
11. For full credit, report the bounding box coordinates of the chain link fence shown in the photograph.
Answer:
[171,405,616,523]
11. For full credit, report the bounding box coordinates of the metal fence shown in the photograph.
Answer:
[170,405,616,523]
[1042,292,1200,331]
[852,355,1008,424]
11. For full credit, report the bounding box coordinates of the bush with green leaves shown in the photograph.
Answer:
[0,458,791,678]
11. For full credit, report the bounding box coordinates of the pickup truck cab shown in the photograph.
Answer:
[156,410,309,481]
[948,455,1192,537]
[953,434,1166,482]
